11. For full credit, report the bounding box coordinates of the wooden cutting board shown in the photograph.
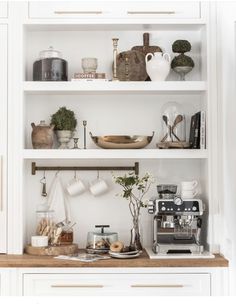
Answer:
[132,33,162,80]
[25,244,78,256]
[132,33,162,56]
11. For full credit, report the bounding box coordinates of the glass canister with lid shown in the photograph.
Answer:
[158,101,188,149]
[86,225,118,253]
[36,210,56,245]
[33,46,68,81]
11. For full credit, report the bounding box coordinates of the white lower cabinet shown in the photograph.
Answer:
[23,273,210,296]
[0,270,10,296]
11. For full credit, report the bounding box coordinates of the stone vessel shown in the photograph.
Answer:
[31,121,54,149]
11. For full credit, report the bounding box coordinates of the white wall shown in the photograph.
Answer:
[217,2,236,295]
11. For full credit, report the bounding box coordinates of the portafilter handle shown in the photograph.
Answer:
[196,218,202,245]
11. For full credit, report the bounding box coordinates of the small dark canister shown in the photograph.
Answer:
[33,46,68,81]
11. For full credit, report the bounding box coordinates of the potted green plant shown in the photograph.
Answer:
[51,107,77,149]
[113,172,153,250]
[171,40,195,81]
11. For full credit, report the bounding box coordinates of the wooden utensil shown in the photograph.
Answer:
[161,115,172,142]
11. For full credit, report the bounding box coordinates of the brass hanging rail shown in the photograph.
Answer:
[31,162,139,176]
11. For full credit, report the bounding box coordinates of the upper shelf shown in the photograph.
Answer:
[23,81,207,95]
[22,149,208,160]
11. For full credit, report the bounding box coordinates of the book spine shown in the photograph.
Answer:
[74,73,106,79]
[74,73,95,79]
[193,112,201,149]
[200,111,206,149]
[189,114,196,149]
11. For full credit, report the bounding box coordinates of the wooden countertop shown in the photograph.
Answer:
[0,250,228,268]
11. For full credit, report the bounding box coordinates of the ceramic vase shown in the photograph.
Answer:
[145,52,171,81]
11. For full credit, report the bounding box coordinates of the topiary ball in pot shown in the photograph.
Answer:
[171,54,194,69]
[171,39,195,81]
[51,107,77,149]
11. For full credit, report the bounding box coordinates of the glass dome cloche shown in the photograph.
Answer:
[157,102,189,149]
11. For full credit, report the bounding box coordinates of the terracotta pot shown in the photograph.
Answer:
[31,121,54,149]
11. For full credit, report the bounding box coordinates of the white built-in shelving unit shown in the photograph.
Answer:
[0,0,228,297]
[5,1,221,262]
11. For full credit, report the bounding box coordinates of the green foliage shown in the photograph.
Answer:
[113,172,152,209]
[171,54,195,69]
[172,40,191,53]
[51,107,77,131]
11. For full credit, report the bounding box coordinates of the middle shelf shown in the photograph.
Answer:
[23,81,207,95]
[22,149,208,160]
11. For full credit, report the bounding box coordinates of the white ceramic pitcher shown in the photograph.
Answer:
[145,52,171,81]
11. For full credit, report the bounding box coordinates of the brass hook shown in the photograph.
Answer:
[40,171,46,184]
[40,171,47,197]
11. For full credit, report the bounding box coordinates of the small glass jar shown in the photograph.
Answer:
[59,224,74,245]
[36,210,56,245]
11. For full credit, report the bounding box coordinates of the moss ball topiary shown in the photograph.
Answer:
[171,54,195,69]
[51,107,77,131]
[172,40,191,53]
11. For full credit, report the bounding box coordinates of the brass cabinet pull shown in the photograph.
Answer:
[127,11,175,15]
[131,284,184,288]
[54,11,103,15]
[51,284,104,288]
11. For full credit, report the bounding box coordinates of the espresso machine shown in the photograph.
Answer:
[148,185,205,255]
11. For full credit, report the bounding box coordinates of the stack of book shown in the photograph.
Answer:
[71,73,109,81]
[189,111,206,149]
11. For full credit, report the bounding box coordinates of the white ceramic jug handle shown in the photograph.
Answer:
[145,53,153,64]
[163,53,171,63]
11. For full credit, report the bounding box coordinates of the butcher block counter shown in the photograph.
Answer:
[0,250,228,268]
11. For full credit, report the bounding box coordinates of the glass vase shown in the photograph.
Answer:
[130,214,142,251]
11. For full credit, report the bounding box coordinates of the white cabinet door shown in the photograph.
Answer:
[0,2,8,18]
[0,24,7,253]
[28,1,200,20]
[23,273,210,296]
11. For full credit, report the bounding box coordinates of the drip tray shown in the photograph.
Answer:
[145,247,215,259]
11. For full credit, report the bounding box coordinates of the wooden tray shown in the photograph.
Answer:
[25,244,78,256]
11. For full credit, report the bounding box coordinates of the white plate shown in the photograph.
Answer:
[109,250,140,256]
[109,251,141,259]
